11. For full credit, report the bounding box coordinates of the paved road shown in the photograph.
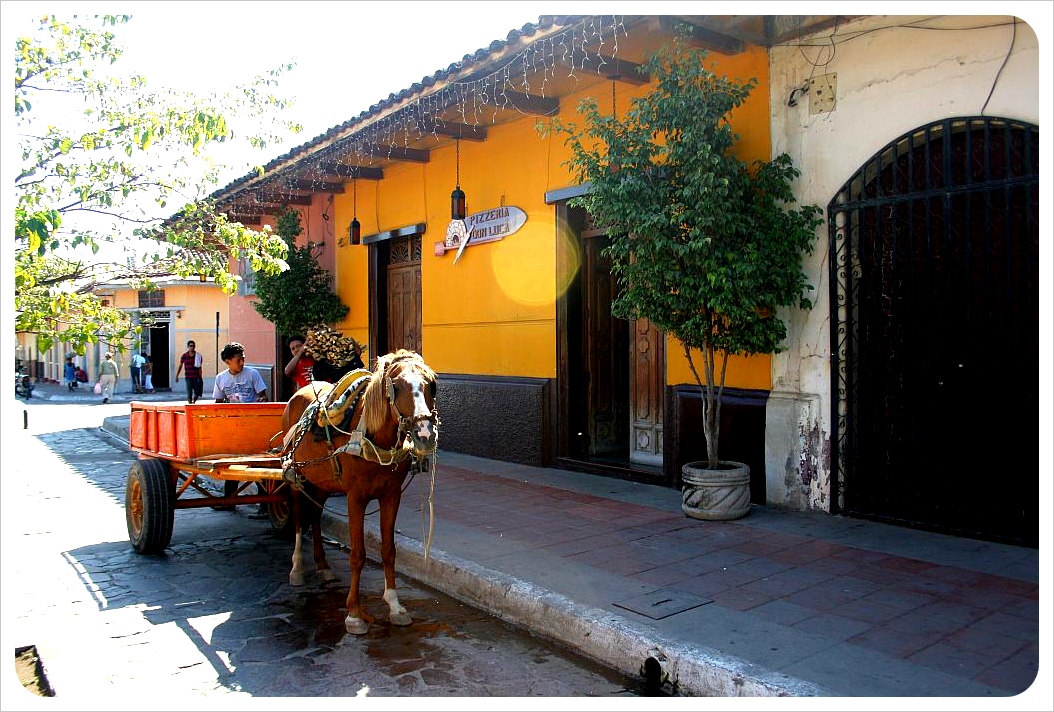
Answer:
[2,400,651,704]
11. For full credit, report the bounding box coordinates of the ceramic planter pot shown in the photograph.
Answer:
[681,460,751,520]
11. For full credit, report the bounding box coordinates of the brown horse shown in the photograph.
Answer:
[280,349,439,635]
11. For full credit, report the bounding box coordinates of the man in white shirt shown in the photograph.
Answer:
[130,350,147,394]
[212,342,268,403]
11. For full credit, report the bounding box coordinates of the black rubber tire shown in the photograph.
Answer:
[126,458,175,554]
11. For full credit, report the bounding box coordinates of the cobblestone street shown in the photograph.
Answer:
[4,410,644,705]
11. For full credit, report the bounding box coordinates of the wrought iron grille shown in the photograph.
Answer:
[828,117,1039,544]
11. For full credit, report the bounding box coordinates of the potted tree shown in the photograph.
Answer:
[552,38,822,519]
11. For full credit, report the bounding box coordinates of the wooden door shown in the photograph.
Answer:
[629,317,664,466]
[386,237,422,354]
[584,233,629,458]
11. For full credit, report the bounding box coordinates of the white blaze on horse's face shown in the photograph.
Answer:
[398,369,437,452]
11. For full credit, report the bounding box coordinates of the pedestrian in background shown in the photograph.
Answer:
[174,340,204,404]
[142,353,154,393]
[64,357,78,391]
[130,350,147,393]
[98,352,119,404]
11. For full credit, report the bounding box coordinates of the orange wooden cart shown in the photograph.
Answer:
[125,400,294,554]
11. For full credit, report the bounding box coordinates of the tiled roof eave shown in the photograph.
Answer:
[210,14,590,202]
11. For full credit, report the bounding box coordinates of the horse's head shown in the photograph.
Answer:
[362,350,438,457]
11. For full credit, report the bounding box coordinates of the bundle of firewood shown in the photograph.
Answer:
[303,326,366,368]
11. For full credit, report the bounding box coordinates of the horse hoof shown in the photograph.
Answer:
[390,611,412,627]
[345,617,369,635]
[289,572,306,587]
[319,569,338,583]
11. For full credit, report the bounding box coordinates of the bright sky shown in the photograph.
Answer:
[6,1,565,185]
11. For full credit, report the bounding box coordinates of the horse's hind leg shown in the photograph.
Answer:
[343,496,372,635]
[379,492,411,626]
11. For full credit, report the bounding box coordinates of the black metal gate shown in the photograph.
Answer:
[829,117,1039,546]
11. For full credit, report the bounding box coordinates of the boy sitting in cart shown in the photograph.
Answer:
[213,342,268,403]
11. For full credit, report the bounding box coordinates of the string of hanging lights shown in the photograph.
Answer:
[223,16,630,213]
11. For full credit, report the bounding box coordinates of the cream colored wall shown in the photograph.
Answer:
[765,14,1041,511]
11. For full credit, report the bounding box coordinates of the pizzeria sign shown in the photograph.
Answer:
[435,206,527,263]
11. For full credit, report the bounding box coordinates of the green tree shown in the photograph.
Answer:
[14,14,301,354]
[251,209,349,336]
[551,38,823,469]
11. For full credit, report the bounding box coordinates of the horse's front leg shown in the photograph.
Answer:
[289,490,307,587]
[309,491,337,583]
[379,491,411,626]
[344,496,372,635]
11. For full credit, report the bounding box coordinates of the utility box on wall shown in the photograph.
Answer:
[809,73,837,114]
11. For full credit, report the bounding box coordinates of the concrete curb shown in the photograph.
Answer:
[320,508,832,698]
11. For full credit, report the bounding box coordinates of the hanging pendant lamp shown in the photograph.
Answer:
[349,175,361,245]
[451,138,466,220]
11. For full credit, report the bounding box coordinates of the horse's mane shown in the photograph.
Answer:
[360,349,436,434]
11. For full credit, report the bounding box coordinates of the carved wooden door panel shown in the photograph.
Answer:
[629,317,664,466]
[386,237,422,354]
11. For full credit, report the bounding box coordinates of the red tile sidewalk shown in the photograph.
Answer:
[396,459,1040,696]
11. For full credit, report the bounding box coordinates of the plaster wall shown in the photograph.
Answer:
[765,14,1041,511]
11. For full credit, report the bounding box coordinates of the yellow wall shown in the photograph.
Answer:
[106,280,230,380]
[332,42,774,391]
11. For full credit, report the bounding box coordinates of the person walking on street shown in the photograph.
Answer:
[130,350,147,394]
[174,340,204,404]
[213,342,267,403]
[98,352,119,404]
[64,357,78,391]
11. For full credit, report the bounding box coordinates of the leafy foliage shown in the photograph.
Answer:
[13,14,301,353]
[550,37,823,468]
[250,209,350,337]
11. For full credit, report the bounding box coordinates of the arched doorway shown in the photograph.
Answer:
[829,117,1039,546]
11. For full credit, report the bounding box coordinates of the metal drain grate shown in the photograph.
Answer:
[612,589,712,620]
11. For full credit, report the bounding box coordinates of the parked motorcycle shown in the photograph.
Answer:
[15,370,34,399]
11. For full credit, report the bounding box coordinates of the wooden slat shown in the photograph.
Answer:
[420,121,488,141]
[557,52,650,84]
[358,144,431,163]
[278,179,346,192]
[497,90,559,116]
[316,163,384,180]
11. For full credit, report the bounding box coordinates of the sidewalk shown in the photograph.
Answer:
[92,400,1043,700]
[29,380,182,404]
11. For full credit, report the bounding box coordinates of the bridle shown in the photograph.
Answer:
[281,357,439,486]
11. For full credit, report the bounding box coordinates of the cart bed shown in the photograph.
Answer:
[129,400,286,461]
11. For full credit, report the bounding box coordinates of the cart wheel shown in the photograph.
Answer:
[262,481,295,540]
[126,458,174,554]
[211,480,239,511]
